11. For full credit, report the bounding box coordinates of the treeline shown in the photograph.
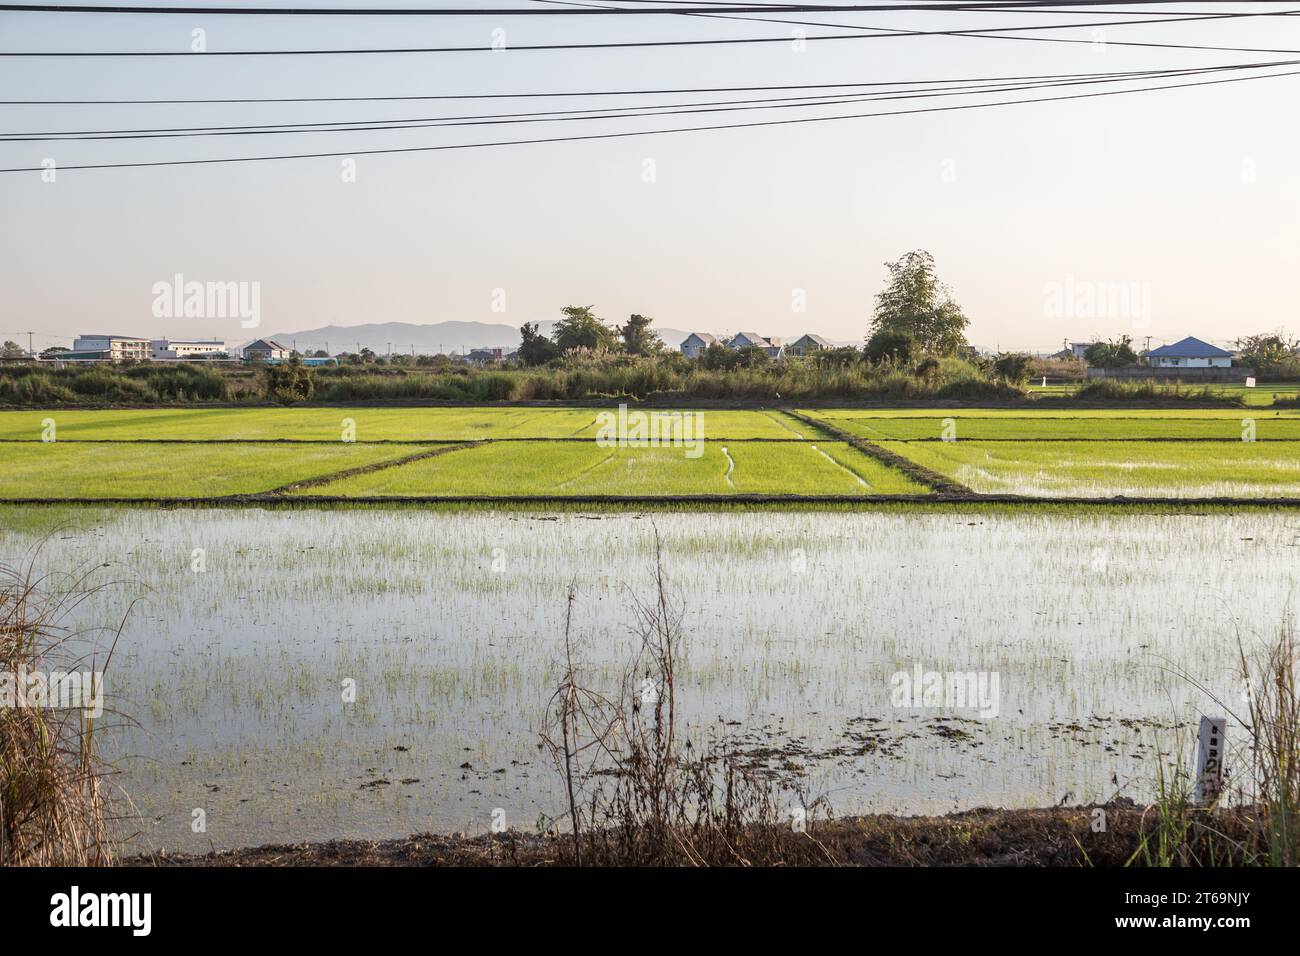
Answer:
[0,363,235,405]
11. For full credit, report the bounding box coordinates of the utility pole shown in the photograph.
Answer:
[25,331,34,357]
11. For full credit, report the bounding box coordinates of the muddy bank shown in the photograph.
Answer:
[132,801,1267,867]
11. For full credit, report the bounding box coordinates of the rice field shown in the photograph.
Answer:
[0,406,819,441]
[2,404,1300,500]
[295,440,924,496]
[0,442,426,498]
[882,440,1300,498]
[1,506,1285,852]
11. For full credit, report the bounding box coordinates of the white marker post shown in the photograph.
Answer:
[1194,716,1226,806]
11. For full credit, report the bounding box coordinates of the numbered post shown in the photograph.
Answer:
[1194,716,1226,806]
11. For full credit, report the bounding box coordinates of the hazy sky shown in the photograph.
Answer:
[2,2,1298,353]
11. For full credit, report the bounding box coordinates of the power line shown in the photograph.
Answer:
[0,63,1253,105]
[6,62,1290,140]
[0,1,1266,15]
[2,8,1295,55]
[4,64,1295,173]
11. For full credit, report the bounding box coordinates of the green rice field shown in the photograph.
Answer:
[881,440,1300,498]
[294,440,922,497]
[1,405,1299,501]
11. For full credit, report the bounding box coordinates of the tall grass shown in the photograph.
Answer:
[0,553,123,866]
[539,531,828,866]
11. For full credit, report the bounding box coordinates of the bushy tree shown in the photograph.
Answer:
[553,305,618,353]
[993,352,1035,383]
[1236,332,1300,374]
[869,250,970,354]
[617,313,663,356]
[1084,336,1139,369]
[863,328,916,365]
[264,354,314,404]
[518,322,558,366]
[0,340,26,358]
[701,342,741,370]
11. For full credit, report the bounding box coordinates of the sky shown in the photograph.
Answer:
[1,2,1299,354]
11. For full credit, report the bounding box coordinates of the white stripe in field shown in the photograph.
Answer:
[810,444,870,488]
[721,446,736,487]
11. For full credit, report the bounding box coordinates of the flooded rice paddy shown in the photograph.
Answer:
[1,505,1295,853]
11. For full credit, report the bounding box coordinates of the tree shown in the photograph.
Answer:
[1084,336,1139,369]
[0,340,26,359]
[993,353,1035,383]
[1235,332,1300,374]
[701,342,741,371]
[517,321,558,366]
[553,305,618,353]
[40,346,69,360]
[869,250,970,354]
[264,354,314,404]
[616,314,663,356]
[863,328,916,365]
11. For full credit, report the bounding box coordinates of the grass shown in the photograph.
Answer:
[880,440,1300,498]
[292,441,927,496]
[0,407,817,442]
[1,555,117,865]
[807,415,1300,441]
[0,443,425,498]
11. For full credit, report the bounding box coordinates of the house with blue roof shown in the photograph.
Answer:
[1145,336,1233,369]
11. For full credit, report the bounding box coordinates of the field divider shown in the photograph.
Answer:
[786,411,973,497]
[260,440,486,496]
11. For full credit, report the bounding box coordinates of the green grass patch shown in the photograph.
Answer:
[0,443,425,498]
[811,415,1300,441]
[0,407,806,442]
[881,440,1300,498]
[293,441,926,497]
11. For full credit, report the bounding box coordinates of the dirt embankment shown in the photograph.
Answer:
[132,801,1265,867]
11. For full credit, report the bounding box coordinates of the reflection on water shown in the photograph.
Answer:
[0,505,1294,853]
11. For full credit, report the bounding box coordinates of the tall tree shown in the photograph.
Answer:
[617,314,663,356]
[518,321,558,366]
[869,250,970,354]
[553,305,618,353]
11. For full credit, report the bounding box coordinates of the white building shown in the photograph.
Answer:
[151,338,227,360]
[679,332,718,358]
[1145,336,1233,368]
[242,338,291,362]
[69,334,150,362]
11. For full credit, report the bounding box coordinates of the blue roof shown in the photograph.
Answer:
[1146,336,1232,358]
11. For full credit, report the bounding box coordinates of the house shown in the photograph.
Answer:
[465,347,504,365]
[1069,341,1095,360]
[786,334,833,357]
[727,332,769,351]
[70,334,149,362]
[242,338,291,362]
[679,332,718,359]
[151,338,227,360]
[1145,336,1233,368]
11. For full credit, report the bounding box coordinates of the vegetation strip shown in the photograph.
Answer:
[260,441,484,495]
[787,410,973,496]
[9,492,1300,507]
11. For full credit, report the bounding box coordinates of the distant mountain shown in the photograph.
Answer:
[260,320,694,356]
[258,320,855,356]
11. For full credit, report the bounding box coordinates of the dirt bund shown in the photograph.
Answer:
[132,802,1263,867]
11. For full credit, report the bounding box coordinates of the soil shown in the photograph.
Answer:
[129,801,1265,867]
